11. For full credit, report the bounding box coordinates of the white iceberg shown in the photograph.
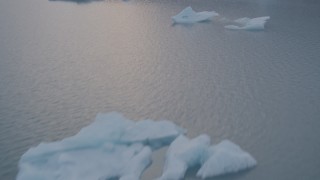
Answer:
[225,16,270,30]
[159,138,256,180]
[17,112,185,180]
[159,135,210,180]
[172,7,219,24]
[197,140,257,178]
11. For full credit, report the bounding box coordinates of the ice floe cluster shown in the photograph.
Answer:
[172,7,270,31]
[17,112,256,180]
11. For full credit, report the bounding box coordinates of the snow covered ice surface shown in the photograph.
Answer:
[225,16,270,31]
[17,112,185,180]
[17,112,256,180]
[172,7,219,24]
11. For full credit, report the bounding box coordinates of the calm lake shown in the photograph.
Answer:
[0,0,320,179]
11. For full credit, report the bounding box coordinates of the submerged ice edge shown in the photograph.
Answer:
[17,112,256,180]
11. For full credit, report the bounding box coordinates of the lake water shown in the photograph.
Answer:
[0,0,320,179]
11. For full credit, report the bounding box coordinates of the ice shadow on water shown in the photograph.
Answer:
[49,0,104,4]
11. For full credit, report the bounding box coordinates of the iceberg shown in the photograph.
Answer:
[17,112,185,180]
[172,7,219,24]
[158,135,210,180]
[159,138,256,180]
[18,143,151,180]
[197,140,257,178]
[17,112,256,180]
[225,16,270,31]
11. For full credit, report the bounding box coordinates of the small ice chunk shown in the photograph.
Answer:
[197,140,257,178]
[159,135,210,180]
[225,16,270,31]
[172,7,219,24]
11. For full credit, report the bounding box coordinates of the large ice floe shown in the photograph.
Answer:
[224,16,270,31]
[18,112,256,180]
[172,7,219,24]
[17,112,185,180]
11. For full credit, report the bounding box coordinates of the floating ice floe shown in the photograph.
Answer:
[225,16,270,31]
[18,112,256,180]
[159,135,210,180]
[172,7,219,24]
[159,136,256,180]
[197,140,257,178]
[17,112,185,180]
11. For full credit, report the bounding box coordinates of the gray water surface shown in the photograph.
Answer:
[0,0,320,179]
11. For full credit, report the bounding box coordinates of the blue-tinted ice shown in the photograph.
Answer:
[172,7,219,24]
[18,113,256,180]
